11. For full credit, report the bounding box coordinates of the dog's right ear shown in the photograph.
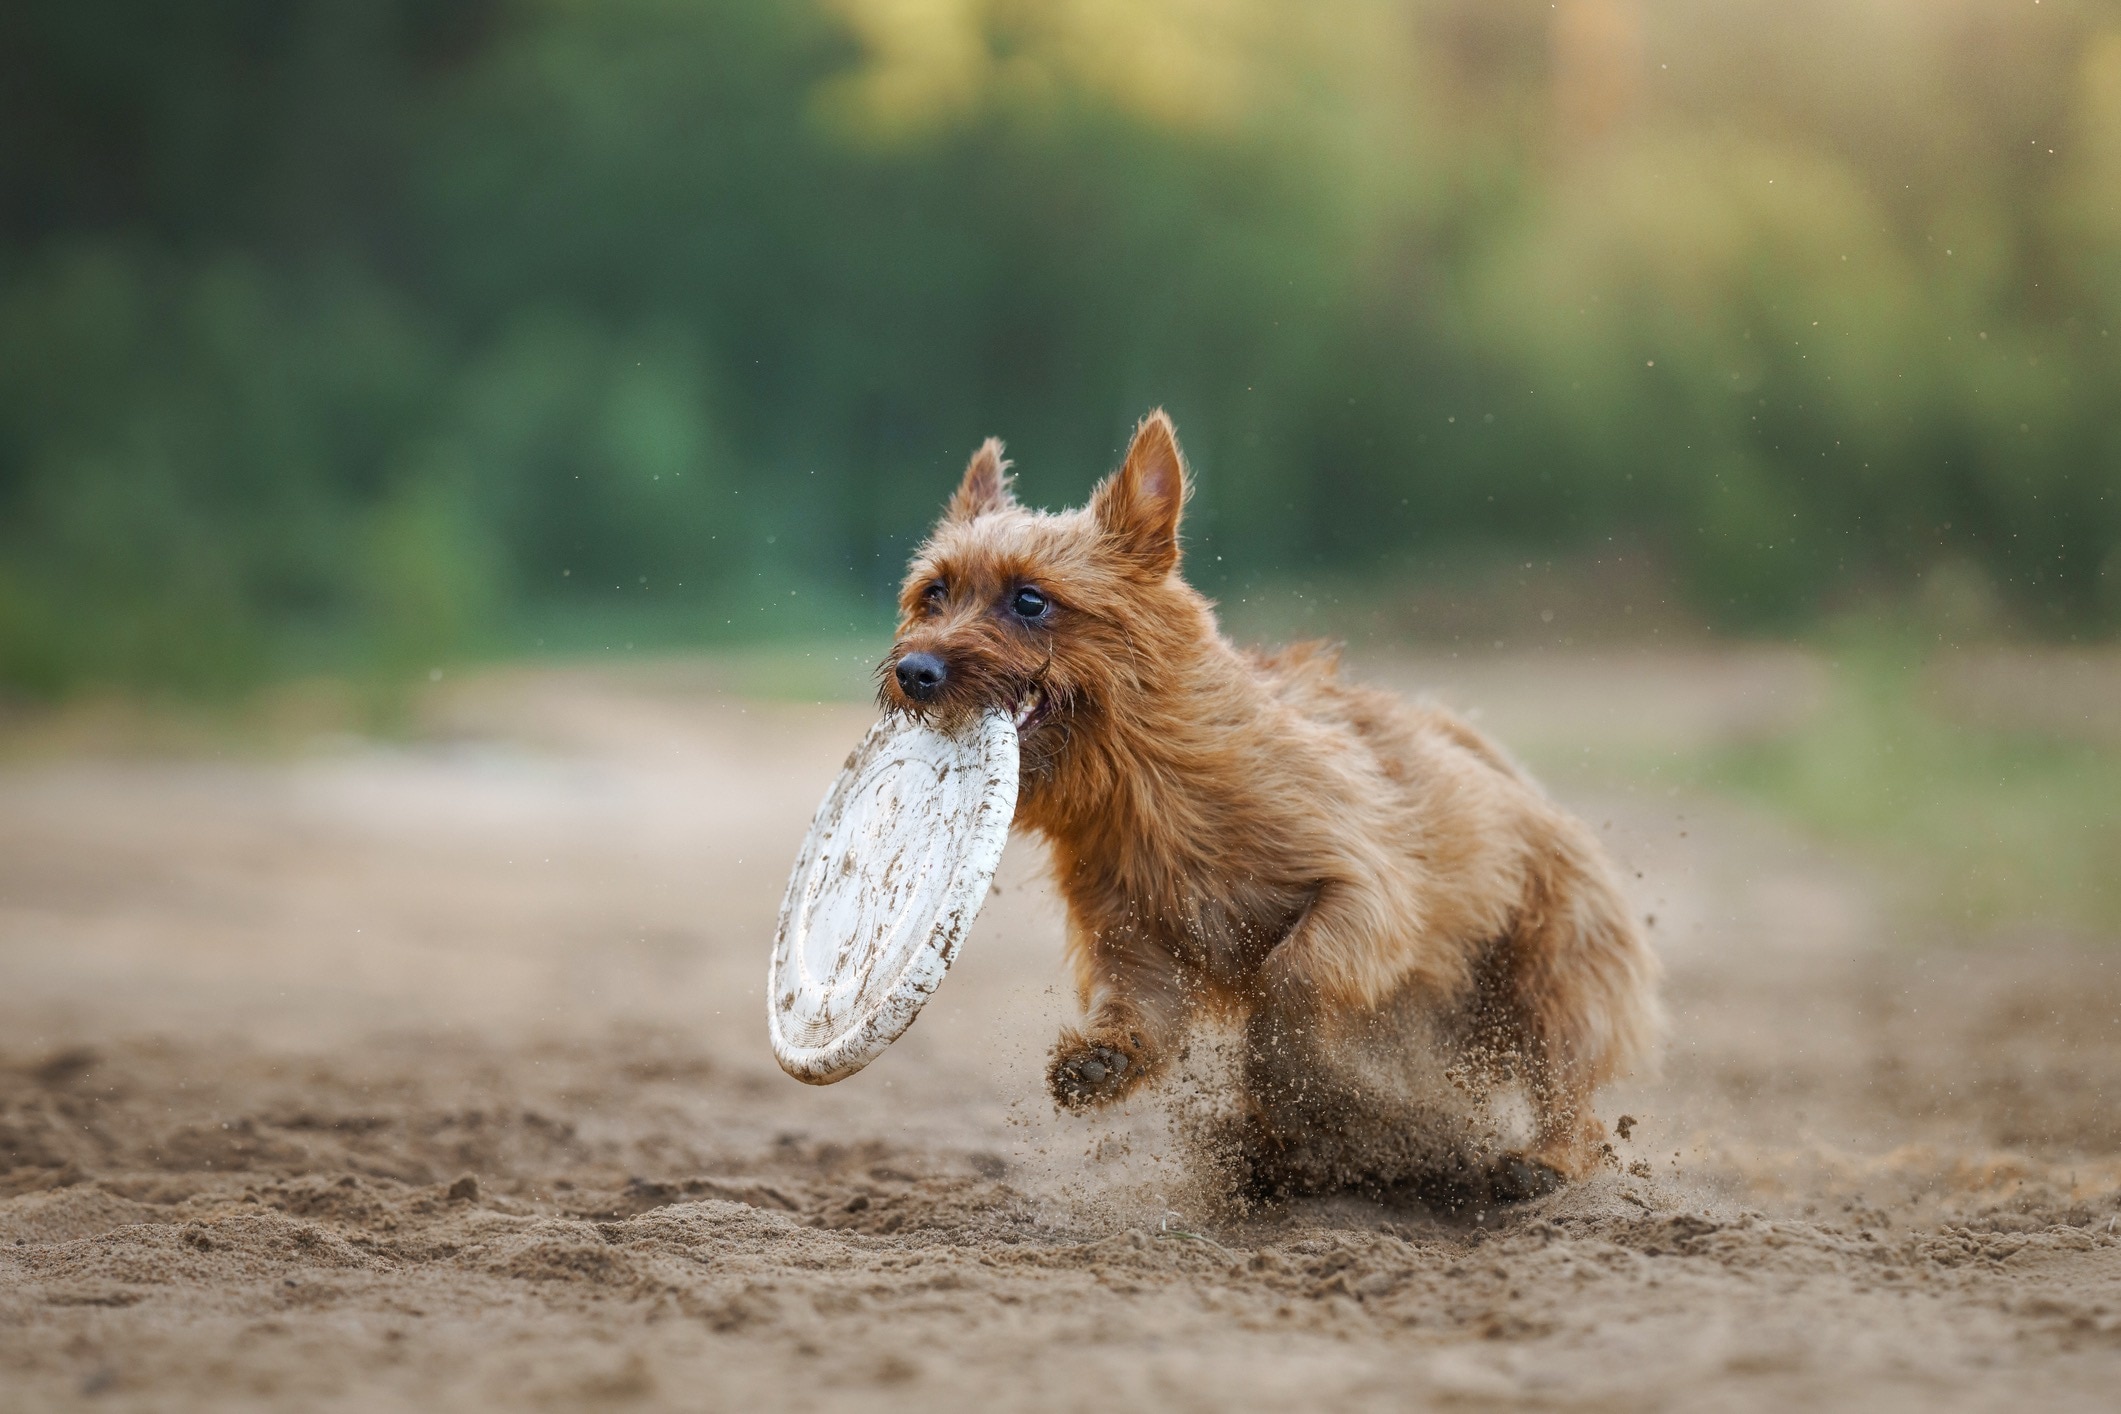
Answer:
[945,438,1014,523]
[1091,410,1188,574]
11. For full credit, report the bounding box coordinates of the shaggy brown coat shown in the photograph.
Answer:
[880,412,1661,1190]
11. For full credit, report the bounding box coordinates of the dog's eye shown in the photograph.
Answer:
[920,580,947,612]
[1009,586,1049,620]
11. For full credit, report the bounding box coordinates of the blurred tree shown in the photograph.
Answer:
[0,0,2116,695]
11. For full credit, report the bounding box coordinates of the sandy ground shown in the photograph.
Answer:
[2,651,2118,1412]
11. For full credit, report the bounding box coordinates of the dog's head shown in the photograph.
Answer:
[878,410,1206,786]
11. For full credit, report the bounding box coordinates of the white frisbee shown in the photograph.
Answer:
[767,708,1018,1084]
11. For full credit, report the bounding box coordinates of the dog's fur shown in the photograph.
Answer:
[880,411,1661,1197]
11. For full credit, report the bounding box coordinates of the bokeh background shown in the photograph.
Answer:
[2,0,2118,930]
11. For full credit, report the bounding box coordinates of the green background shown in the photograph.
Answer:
[4,0,2119,695]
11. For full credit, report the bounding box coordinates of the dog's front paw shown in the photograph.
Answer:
[1048,1034,1143,1111]
[1486,1153,1568,1204]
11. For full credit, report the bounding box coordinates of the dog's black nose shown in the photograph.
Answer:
[894,651,948,701]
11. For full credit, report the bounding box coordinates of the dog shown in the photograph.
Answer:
[879,411,1661,1200]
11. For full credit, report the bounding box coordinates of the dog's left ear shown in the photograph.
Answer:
[946,438,1014,523]
[1092,410,1188,574]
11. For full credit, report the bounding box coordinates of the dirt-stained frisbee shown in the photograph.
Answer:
[768,709,1018,1084]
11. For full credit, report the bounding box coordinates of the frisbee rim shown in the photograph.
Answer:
[766,708,1017,1084]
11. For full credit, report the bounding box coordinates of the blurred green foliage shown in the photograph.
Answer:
[1703,634,2121,933]
[2,0,2119,694]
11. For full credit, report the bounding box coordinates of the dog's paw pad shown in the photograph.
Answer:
[1487,1154,1567,1204]
[1050,1043,1133,1110]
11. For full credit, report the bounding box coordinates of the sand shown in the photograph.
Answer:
[2,653,2117,1412]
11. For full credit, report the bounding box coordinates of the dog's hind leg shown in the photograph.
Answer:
[1489,820,1663,1181]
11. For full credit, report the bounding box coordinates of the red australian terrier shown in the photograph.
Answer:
[880,411,1661,1201]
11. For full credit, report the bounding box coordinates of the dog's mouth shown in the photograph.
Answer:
[1012,685,1052,735]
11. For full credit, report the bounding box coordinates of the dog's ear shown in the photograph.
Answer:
[946,438,1014,523]
[1091,410,1188,573]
